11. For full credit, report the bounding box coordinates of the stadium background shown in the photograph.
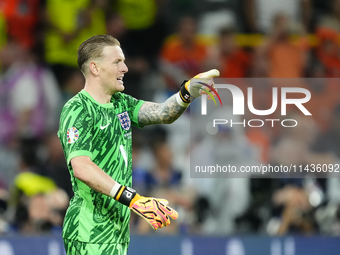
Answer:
[1,0,340,254]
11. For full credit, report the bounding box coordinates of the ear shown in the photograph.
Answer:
[89,61,99,76]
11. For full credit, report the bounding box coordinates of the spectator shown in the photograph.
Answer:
[46,189,69,230]
[145,141,182,194]
[266,113,335,235]
[309,0,340,77]
[254,13,309,78]
[314,27,340,77]
[270,184,316,235]
[11,138,57,200]
[205,26,251,78]
[8,137,69,234]
[24,193,53,234]
[12,190,67,235]
[43,0,107,80]
[7,140,58,234]
[0,0,41,49]
[160,16,208,94]
[0,41,61,149]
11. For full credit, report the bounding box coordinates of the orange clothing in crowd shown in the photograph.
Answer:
[0,0,40,49]
[160,36,207,77]
[315,27,340,77]
[220,49,250,78]
[268,41,306,78]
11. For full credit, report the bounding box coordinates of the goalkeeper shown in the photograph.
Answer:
[58,34,219,254]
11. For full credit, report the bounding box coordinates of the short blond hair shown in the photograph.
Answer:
[77,35,120,74]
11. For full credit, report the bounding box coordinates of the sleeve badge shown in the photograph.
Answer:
[67,127,79,144]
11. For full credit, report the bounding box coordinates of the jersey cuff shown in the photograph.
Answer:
[67,150,93,165]
[133,100,145,128]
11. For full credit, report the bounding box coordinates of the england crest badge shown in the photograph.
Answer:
[117,111,131,131]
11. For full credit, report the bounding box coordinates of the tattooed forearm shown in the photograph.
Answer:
[138,94,188,126]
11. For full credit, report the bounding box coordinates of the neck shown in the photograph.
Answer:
[84,81,112,104]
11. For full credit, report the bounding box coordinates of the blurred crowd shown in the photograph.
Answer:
[0,0,340,238]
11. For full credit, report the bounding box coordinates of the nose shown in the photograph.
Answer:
[121,62,128,73]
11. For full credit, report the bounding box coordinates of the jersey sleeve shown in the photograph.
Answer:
[58,101,94,164]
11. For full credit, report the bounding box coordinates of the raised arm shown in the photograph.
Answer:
[138,94,188,126]
[138,69,220,127]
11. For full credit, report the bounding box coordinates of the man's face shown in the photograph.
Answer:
[96,45,128,95]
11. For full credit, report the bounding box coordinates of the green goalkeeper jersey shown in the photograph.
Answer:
[58,90,144,244]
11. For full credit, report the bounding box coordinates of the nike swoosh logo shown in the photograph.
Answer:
[100,123,111,130]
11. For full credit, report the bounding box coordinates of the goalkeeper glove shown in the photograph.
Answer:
[112,184,178,230]
[176,69,220,106]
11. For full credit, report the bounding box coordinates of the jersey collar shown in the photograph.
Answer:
[80,90,114,108]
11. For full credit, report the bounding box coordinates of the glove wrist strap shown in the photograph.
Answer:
[175,92,190,107]
[114,185,138,207]
[179,80,191,103]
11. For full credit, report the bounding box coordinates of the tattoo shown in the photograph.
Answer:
[138,94,188,126]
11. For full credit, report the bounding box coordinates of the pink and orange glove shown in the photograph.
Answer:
[113,185,178,231]
[129,194,178,230]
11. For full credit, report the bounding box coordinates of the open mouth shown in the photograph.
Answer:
[117,77,124,84]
